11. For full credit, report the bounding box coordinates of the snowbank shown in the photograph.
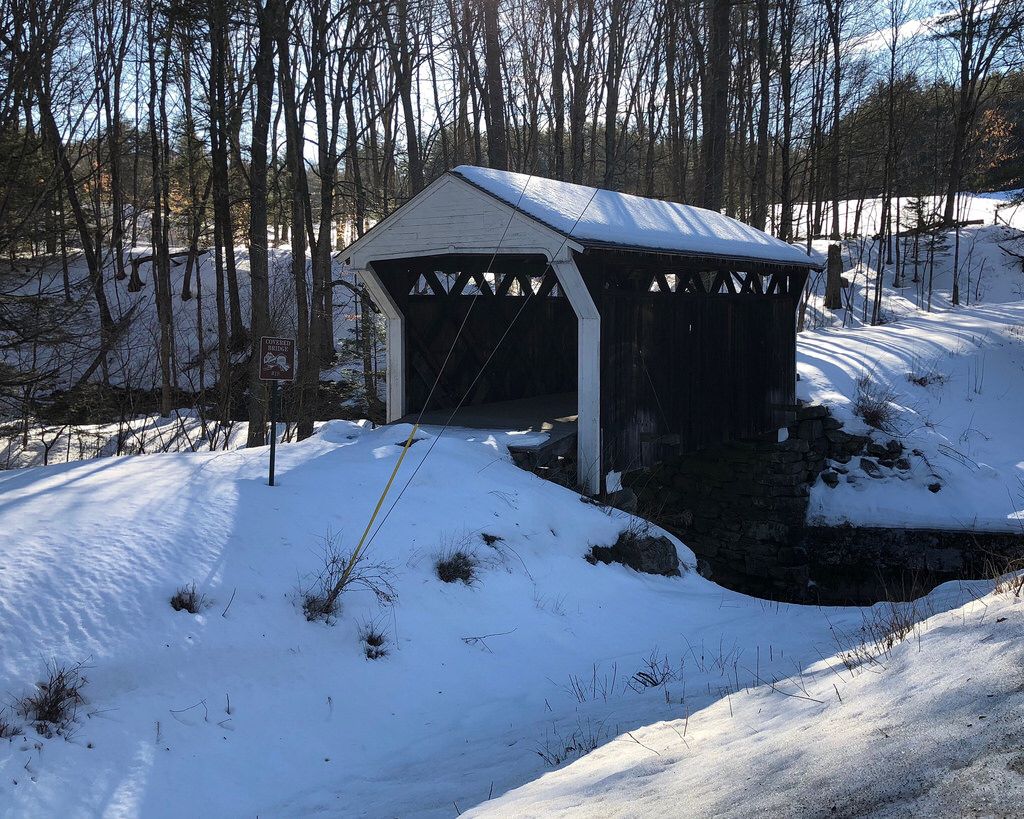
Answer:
[0,421,901,817]
[472,586,1024,817]
[798,301,1024,531]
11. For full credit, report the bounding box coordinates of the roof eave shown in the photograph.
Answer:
[575,238,824,271]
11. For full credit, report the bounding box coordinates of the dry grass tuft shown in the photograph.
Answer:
[854,374,900,431]
[170,582,207,614]
[358,621,389,660]
[435,550,478,585]
[21,661,86,736]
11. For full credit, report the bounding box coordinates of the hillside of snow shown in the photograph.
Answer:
[0,247,380,402]
[472,584,1024,818]
[798,302,1024,530]
[791,207,1024,531]
[0,419,1002,817]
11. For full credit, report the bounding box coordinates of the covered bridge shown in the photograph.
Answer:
[343,166,820,494]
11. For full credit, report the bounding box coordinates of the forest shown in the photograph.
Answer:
[1,0,1023,452]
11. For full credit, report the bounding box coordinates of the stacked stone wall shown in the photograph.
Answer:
[623,404,1023,604]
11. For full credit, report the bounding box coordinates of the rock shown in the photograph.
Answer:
[866,442,889,459]
[895,457,911,471]
[925,547,963,572]
[928,482,942,493]
[833,453,852,465]
[798,404,830,420]
[859,458,884,478]
[885,440,904,457]
[822,471,840,488]
[826,430,871,456]
[798,419,824,441]
[777,546,809,567]
[661,509,694,529]
[621,469,646,488]
[605,488,638,513]
[879,458,895,468]
[587,529,680,576]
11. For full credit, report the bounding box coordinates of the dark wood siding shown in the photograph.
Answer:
[575,249,808,474]
[367,249,811,480]
[599,291,800,471]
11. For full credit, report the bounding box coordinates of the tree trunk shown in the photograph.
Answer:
[210,0,246,348]
[483,0,508,169]
[750,0,770,230]
[550,0,566,179]
[277,9,316,440]
[246,0,279,448]
[824,243,843,309]
[699,0,730,211]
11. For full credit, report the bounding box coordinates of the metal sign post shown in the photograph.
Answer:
[259,337,296,487]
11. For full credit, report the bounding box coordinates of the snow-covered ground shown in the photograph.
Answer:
[0,246,382,400]
[1,419,1001,817]
[779,189,1024,244]
[472,584,1024,818]
[790,205,1024,531]
[0,410,253,469]
[799,302,1024,530]
[2,192,1023,816]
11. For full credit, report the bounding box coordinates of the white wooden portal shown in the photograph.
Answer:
[344,173,603,494]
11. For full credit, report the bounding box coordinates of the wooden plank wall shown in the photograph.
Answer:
[576,250,808,474]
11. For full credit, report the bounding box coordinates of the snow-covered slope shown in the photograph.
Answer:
[798,301,1024,530]
[0,421,916,817]
[0,248,378,397]
[791,213,1024,531]
[472,585,1024,818]
[782,190,1024,242]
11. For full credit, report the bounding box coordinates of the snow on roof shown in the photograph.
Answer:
[451,165,817,267]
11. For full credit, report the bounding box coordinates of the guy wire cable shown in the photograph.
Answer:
[359,181,602,555]
[335,168,541,588]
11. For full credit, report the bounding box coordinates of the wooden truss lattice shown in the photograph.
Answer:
[409,269,562,297]
[641,269,791,296]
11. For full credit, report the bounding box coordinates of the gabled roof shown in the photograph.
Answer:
[451,166,818,268]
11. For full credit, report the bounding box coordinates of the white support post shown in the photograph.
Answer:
[551,257,601,495]
[356,264,405,423]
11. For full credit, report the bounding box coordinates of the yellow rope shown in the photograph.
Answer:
[334,422,420,595]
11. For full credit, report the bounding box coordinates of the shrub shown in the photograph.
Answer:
[301,531,397,623]
[0,709,21,739]
[358,621,389,660]
[627,651,675,692]
[834,599,930,673]
[21,662,86,736]
[536,717,608,767]
[170,582,207,614]
[906,367,948,388]
[435,550,478,585]
[853,374,899,431]
[480,532,503,547]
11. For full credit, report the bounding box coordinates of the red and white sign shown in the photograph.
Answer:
[259,336,296,382]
